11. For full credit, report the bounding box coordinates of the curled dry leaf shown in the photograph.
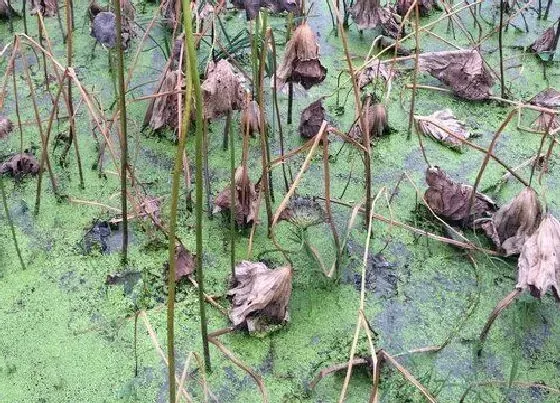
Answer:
[0,153,40,177]
[418,50,493,100]
[530,26,555,54]
[213,166,260,228]
[396,0,435,17]
[349,95,389,142]
[491,187,541,256]
[424,166,497,227]
[298,99,325,139]
[529,87,560,109]
[201,59,245,119]
[173,243,195,282]
[145,69,181,131]
[30,0,57,16]
[228,260,292,332]
[415,109,469,150]
[350,0,401,38]
[240,100,261,137]
[0,116,14,139]
[532,112,560,132]
[277,196,325,229]
[276,23,327,90]
[232,0,300,20]
[358,59,396,89]
[0,0,17,18]
[516,214,560,301]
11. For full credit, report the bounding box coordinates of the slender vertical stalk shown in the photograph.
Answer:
[6,0,13,32]
[11,63,24,155]
[498,0,505,99]
[322,131,341,279]
[223,110,231,151]
[183,0,211,371]
[544,0,552,21]
[0,173,25,271]
[113,0,129,265]
[407,2,420,139]
[203,119,212,218]
[229,110,236,279]
[286,13,294,125]
[22,0,28,34]
[36,15,50,93]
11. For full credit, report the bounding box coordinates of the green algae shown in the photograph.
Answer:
[0,1,560,402]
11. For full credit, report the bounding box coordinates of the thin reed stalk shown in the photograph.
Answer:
[407,1,420,139]
[0,173,25,270]
[229,110,236,279]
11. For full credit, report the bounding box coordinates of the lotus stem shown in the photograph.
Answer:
[498,0,505,99]
[183,0,211,371]
[407,2,420,139]
[11,61,23,155]
[203,119,212,218]
[229,110,236,279]
[22,0,28,34]
[114,0,129,265]
[286,13,294,125]
[223,109,231,151]
[36,15,50,93]
[0,173,25,271]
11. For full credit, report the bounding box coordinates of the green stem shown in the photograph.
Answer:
[183,0,211,371]
[113,0,129,265]
[229,110,236,279]
[0,174,25,270]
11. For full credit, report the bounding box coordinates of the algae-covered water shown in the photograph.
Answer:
[1,1,560,402]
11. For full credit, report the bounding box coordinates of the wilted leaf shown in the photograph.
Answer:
[173,244,195,281]
[424,166,497,227]
[516,214,560,301]
[213,166,260,228]
[396,0,435,17]
[201,59,245,119]
[30,0,57,16]
[490,187,542,256]
[276,23,327,90]
[415,109,470,150]
[349,95,389,142]
[232,0,300,20]
[298,99,325,139]
[350,0,401,38]
[91,11,134,49]
[0,153,40,177]
[0,0,17,18]
[418,50,493,100]
[529,88,560,109]
[0,116,14,139]
[532,112,560,132]
[277,196,325,229]
[228,260,292,332]
[358,59,397,89]
[145,69,181,131]
[240,100,261,137]
[530,26,555,54]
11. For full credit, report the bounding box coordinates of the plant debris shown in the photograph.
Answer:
[358,60,397,89]
[298,99,325,139]
[396,0,436,17]
[415,109,469,150]
[275,23,327,90]
[489,187,542,256]
[529,87,560,109]
[228,260,292,332]
[144,69,181,131]
[424,166,497,228]
[240,100,261,137]
[530,26,556,54]
[201,59,245,119]
[418,50,493,100]
[30,0,57,17]
[0,0,16,18]
[0,116,13,139]
[213,166,260,228]
[516,214,560,301]
[349,95,389,142]
[0,153,40,177]
[277,196,325,229]
[350,0,401,38]
[532,112,560,131]
[231,0,301,20]
[172,243,195,282]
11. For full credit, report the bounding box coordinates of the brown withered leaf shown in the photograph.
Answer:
[532,112,560,132]
[145,69,181,131]
[350,0,401,38]
[173,244,195,281]
[358,60,397,89]
[213,166,260,228]
[491,187,541,256]
[232,0,300,20]
[516,214,560,301]
[0,0,17,18]
[201,59,245,119]
[276,23,327,90]
[240,100,261,137]
[228,260,292,331]
[424,166,497,227]
[0,153,40,177]
[396,0,435,17]
[418,50,493,100]
[415,109,470,150]
[30,0,57,16]
[530,26,555,53]
[91,11,134,50]
[529,88,560,109]
[349,96,389,142]
[0,116,14,139]
[298,99,325,139]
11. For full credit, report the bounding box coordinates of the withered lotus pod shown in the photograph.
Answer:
[424,166,497,227]
[529,88,560,109]
[516,214,560,301]
[530,26,555,54]
[30,0,57,17]
[418,50,493,100]
[396,0,435,17]
[213,166,260,228]
[349,96,389,142]
[298,99,325,139]
[491,187,541,256]
[173,244,195,282]
[350,0,401,38]
[228,260,292,332]
[276,23,327,90]
[358,59,396,89]
[201,59,245,119]
[0,0,17,18]
[0,116,14,139]
[277,196,325,229]
[415,109,469,150]
[0,153,40,177]
[240,100,261,137]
